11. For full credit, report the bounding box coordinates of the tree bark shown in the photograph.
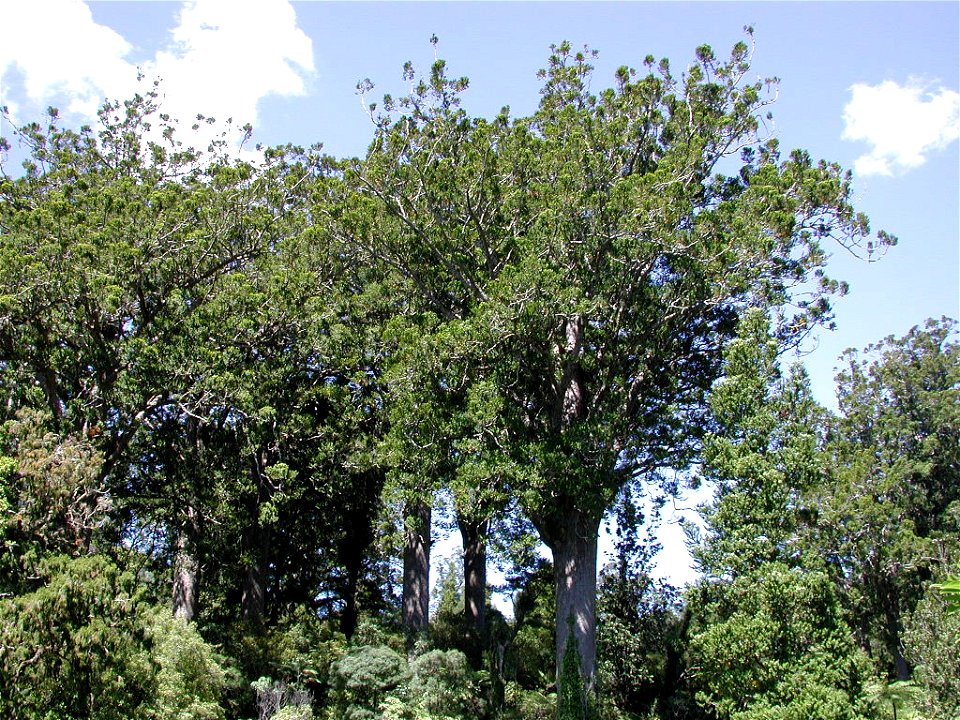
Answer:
[403,499,432,637]
[536,314,602,690]
[883,593,910,681]
[242,557,266,623]
[242,522,268,624]
[172,538,199,621]
[537,505,601,691]
[460,517,489,637]
[338,467,384,640]
[172,505,199,621]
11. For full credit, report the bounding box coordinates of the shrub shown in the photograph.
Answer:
[148,609,228,720]
[0,555,154,720]
[904,576,960,719]
[252,677,312,720]
[327,645,409,719]
[408,649,483,718]
[687,565,878,720]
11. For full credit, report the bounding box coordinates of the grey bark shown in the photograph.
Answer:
[172,540,199,621]
[460,518,489,637]
[538,314,600,688]
[172,505,199,621]
[403,500,432,636]
[541,508,600,689]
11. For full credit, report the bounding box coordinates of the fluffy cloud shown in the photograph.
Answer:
[0,0,133,118]
[843,79,960,177]
[143,0,314,133]
[1,0,313,148]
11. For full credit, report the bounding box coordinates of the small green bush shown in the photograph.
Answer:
[502,682,555,720]
[408,649,483,718]
[148,609,228,720]
[0,554,154,720]
[327,645,409,719]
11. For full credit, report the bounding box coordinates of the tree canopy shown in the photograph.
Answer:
[2,35,953,720]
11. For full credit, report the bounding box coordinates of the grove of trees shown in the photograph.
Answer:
[0,35,956,720]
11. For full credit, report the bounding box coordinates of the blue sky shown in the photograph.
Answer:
[2,1,958,587]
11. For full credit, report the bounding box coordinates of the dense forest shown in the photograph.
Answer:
[0,37,957,720]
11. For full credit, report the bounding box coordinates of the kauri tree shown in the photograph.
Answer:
[344,33,888,690]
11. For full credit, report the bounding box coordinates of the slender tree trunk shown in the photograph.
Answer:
[460,517,489,637]
[403,499,431,637]
[537,506,601,691]
[172,505,199,621]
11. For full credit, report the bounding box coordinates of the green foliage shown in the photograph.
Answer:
[272,706,314,720]
[596,490,685,717]
[688,565,877,720]
[328,645,409,719]
[930,575,960,615]
[692,309,827,580]
[866,681,928,720]
[0,554,154,720]
[903,576,960,719]
[502,682,556,720]
[507,559,557,692]
[407,649,484,719]
[326,645,482,720]
[0,408,111,591]
[558,630,588,720]
[215,614,347,718]
[811,317,960,678]
[147,610,228,720]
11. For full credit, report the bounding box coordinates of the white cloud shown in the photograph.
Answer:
[843,79,960,177]
[143,0,314,134]
[1,0,314,151]
[0,0,133,119]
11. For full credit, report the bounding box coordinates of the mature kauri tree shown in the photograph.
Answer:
[345,35,888,688]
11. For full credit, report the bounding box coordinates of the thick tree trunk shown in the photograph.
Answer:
[403,500,431,636]
[884,599,910,681]
[242,558,266,623]
[242,522,268,623]
[172,505,199,621]
[172,538,199,621]
[538,315,601,689]
[460,518,489,637]
[338,468,383,640]
[537,506,601,691]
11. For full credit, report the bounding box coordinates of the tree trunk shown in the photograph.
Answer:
[242,558,266,623]
[341,568,360,640]
[884,597,910,681]
[242,523,268,624]
[460,517,489,637]
[403,499,431,637]
[172,537,199,621]
[338,468,384,640]
[537,505,601,691]
[172,505,199,621]
[538,315,600,690]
